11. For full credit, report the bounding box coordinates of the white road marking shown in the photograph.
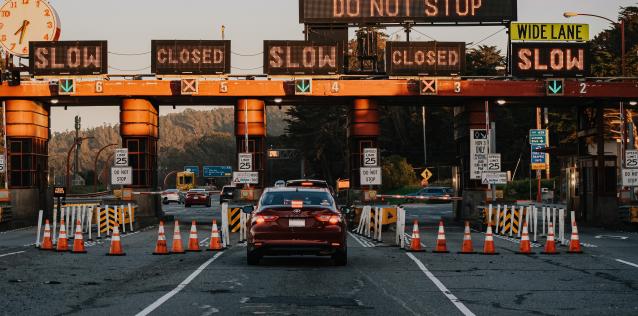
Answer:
[0,251,26,258]
[348,232,369,247]
[404,233,426,249]
[616,259,638,268]
[406,253,476,316]
[595,235,628,240]
[135,252,224,316]
[580,242,598,248]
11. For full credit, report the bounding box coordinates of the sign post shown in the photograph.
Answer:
[470,129,488,180]
[623,149,638,187]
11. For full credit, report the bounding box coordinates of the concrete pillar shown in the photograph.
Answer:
[5,100,50,224]
[453,102,490,221]
[120,99,160,223]
[349,99,380,189]
[235,99,266,190]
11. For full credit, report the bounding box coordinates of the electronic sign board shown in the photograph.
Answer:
[511,23,589,42]
[385,41,465,76]
[151,40,231,75]
[511,42,589,78]
[299,0,517,24]
[263,41,343,75]
[29,41,108,76]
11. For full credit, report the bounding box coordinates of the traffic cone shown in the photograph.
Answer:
[56,219,69,252]
[567,221,583,254]
[433,219,449,253]
[171,220,185,254]
[482,225,498,255]
[72,219,87,254]
[407,219,425,252]
[107,226,125,256]
[152,221,169,255]
[40,220,54,250]
[516,222,533,255]
[207,219,224,251]
[458,221,476,254]
[186,220,202,252]
[541,222,559,255]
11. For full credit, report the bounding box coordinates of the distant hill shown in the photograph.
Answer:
[49,107,290,186]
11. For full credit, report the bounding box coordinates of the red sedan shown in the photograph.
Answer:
[246,187,347,266]
[184,189,211,208]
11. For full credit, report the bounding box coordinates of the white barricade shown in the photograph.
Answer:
[396,207,406,248]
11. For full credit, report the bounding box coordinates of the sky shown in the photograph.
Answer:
[46,0,637,132]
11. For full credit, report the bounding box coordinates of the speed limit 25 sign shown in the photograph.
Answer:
[626,150,638,169]
[115,148,129,167]
[363,148,379,167]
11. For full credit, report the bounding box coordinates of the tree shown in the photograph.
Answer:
[465,45,506,76]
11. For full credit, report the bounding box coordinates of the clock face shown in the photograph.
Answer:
[0,0,60,57]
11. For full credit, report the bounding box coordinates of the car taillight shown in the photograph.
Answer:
[253,215,278,224]
[315,214,341,225]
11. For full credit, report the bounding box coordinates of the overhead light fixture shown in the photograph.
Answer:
[496,100,506,105]
[273,98,283,104]
[630,101,637,106]
[563,12,579,18]
[50,99,59,104]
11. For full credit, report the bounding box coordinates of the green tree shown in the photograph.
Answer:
[465,45,506,76]
[381,155,418,191]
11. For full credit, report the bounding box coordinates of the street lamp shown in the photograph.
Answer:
[66,137,94,191]
[93,143,119,192]
[563,11,626,77]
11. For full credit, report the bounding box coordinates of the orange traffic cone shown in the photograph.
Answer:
[56,219,69,252]
[153,221,169,255]
[433,219,449,253]
[541,222,559,255]
[207,219,224,251]
[568,221,583,254]
[72,219,87,254]
[459,221,476,254]
[171,220,185,254]
[407,219,425,252]
[186,220,202,252]
[482,225,498,255]
[40,220,54,250]
[107,226,125,256]
[516,222,533,255]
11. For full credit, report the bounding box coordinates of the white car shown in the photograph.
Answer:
[161,189,181,204]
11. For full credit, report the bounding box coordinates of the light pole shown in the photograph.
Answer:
[66,137,93,191]
[563,12,626,77]
[94,143,118,192]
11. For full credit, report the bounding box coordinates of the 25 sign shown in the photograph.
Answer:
[626,150,638,169]
[363,148,378,167]
[115,148,129,167]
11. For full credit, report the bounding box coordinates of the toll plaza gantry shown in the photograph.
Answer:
[1,77,637,224]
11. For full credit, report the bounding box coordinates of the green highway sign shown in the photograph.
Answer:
[58,79,76,95]
[295,79,312,95]
[546,79,564,96]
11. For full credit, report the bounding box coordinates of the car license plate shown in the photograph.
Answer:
[193,197,199,200]
[289,219,305,227]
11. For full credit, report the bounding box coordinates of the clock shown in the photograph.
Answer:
[0,0,60,57]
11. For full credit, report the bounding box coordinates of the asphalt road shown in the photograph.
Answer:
[1,201,638,315]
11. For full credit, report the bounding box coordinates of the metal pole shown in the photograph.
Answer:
[422,106,427,166]
[244,100,249,153]
[2,101,7,189]
[621,101,626,168]
[621,19,625,77]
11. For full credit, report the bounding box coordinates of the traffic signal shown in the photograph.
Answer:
[546,79,564,96]
[58,78,76,95]
[294,79,312,95]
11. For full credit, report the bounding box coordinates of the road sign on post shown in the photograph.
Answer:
[546,79,564,96]
[111,167,133,185]
[470,129,488,180]
[363,148,378,167]
[238,153,253,171]
[626,150,638,168]
[203,166,232,177]
[114,148,129,166]
[360,167,382,186]
[482,172,508,185]
[233,171,258,184]
[622,169,638,186]
[184,166,200,176]
[0,155,5,173]
[487,153,501,172]
[421,168,433,181]
[294,79,312,95]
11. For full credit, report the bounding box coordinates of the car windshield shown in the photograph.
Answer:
[260,191,334,207]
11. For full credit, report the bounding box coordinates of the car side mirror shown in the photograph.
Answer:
[242,205,254,214]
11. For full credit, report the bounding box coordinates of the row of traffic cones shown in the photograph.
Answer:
[152,220,224,255]
[406,219,584,255]
[39,219,124,255]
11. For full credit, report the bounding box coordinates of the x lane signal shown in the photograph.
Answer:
[181,78,199,95]
[419,79,437,95]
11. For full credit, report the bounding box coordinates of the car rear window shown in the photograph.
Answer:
[286,181,328,188]
[260,191,334,207]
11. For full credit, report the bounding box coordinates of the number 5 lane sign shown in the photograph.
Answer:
[111,167,133,185]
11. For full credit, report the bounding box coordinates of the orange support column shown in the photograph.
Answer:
[5,100,50,224]
[120,99,159,188]
[349,99,380,189]
[235,99,266,191]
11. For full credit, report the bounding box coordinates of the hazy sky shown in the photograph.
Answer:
[47,0,636,132]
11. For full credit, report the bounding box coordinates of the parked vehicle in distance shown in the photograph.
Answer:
[184,188,211,208]
[176,171,196,191]
[246,187,347,266]
[286,179,335,196]
[220,185,236,204]
[406,186,455,203]
[274,180,286,187]
[161,189,180,205]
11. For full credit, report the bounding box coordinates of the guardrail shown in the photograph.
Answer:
[376,194,462,202]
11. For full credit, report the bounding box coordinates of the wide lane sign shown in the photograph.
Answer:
[482,172,508,185]
[264,41,342,75]
[151,40,231,75]
[511,23,589,42]
[385,41,465,76]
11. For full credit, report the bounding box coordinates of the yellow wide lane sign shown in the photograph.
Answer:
[511,23,589,42]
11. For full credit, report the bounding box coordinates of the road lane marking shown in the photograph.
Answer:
[0,251,26,258]
[347,232,375,248]
[616,259,638,268]
[135,252,224,316]
[348,232,368,247]
[406,253,476,316]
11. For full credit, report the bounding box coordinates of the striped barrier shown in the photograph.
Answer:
[0,206,12,224]
[228,207,242,233]
[98,205,135,234]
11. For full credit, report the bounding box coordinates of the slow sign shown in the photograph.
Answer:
[264,41,342,75]
[386,41,464,76]
[299,0,517,24]
[29,41,108,76]
[151,40,230,75]
[512,42,589,78]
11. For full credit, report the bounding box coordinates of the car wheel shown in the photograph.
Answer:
[247,248,261,265]
[162,198,168,205]
[332,247,347,266]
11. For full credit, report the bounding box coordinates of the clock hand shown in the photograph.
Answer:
[14,20,30,45]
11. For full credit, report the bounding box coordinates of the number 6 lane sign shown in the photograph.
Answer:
[115,148,129,167]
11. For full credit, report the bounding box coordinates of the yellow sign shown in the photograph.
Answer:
[421,169,433,181]
[532,163,547,171]
[511,23,589,42]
